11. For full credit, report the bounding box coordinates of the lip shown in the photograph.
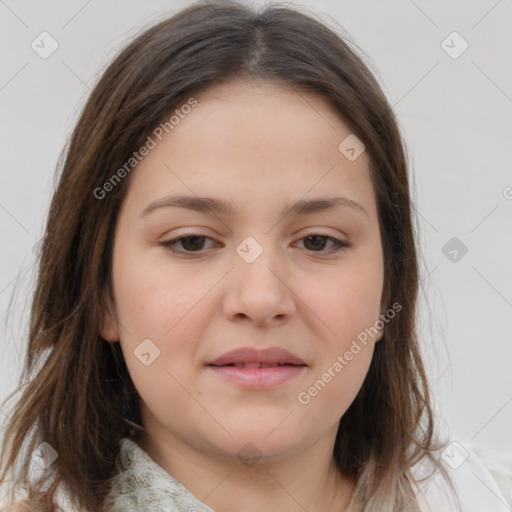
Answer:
[206,347,306,366]
[206,347,307,389]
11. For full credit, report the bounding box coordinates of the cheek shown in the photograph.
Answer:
[293,284,376,433]
[300,261,383,345]
[112,245,214,339]
[111,250,220,404]
[300,347,374,430]
[294,256,383,410]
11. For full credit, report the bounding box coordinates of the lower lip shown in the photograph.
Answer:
[206,365,307,389]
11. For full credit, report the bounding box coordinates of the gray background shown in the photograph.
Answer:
[1,0,511,454]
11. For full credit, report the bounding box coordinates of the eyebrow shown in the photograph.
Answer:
[139,194,369,220]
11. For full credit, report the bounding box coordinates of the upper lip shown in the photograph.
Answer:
[207,347,306,366]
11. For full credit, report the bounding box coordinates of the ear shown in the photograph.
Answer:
[99,294,120,343]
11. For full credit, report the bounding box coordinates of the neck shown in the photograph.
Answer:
[134,426,355,512]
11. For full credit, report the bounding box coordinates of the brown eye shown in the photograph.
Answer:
[295,234,348,253]
[179,236,207,251]
[161,235,215,254]
[303,235,328,251]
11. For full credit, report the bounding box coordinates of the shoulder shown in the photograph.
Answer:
[470,443,512,507]
[408,440,511,512]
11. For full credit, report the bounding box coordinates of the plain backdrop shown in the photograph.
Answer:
[1,0,511,455]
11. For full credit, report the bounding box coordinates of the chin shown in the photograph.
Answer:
[219,426,306,457]
[211,437,301,466]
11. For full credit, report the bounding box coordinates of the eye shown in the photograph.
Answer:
[293,233,348,253]
[160,234,216,254]
[160,232,348,256]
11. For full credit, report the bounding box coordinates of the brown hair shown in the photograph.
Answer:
[0,1,454,510]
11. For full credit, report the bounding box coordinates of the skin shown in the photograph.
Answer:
[101,79,385,512]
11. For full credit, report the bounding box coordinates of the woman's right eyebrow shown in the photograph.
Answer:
[139,194,369,221]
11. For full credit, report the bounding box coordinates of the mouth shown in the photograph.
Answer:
[205,347,307,388]
[206,346,307,367]
[208,362,305,368]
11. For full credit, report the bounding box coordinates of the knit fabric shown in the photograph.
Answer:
[102,438,215,512]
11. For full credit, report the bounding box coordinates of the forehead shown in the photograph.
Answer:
[191,78,352,140]
[120,79,377,222]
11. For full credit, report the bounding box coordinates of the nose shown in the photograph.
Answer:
[222,240,297,327]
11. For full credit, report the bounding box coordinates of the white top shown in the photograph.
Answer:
[408,441,511,511]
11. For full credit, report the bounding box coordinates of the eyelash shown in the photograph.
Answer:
[160,232,348,256]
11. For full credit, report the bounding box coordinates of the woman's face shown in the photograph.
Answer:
[102,79,385,463]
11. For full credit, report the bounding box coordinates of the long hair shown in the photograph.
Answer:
[0,1,454,510]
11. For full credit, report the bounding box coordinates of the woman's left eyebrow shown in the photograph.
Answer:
[139,194,369,220]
